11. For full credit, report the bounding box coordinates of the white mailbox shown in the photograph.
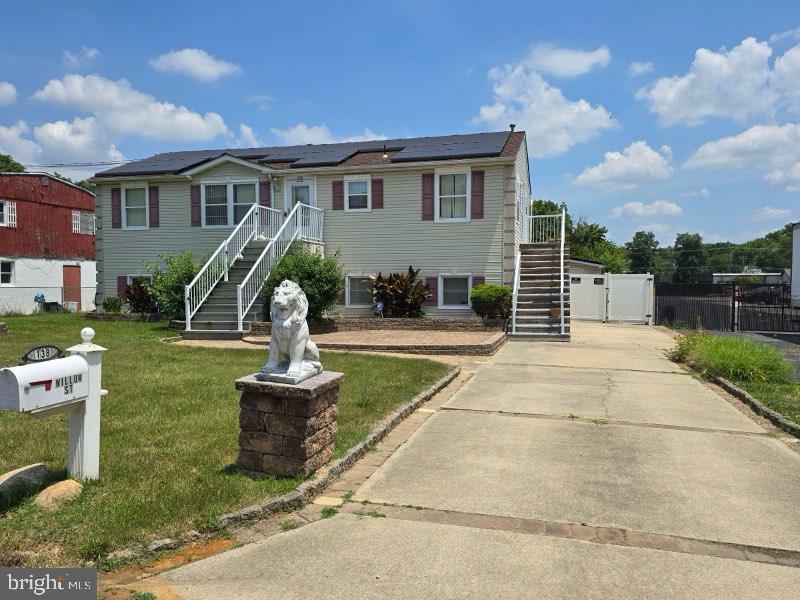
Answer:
[0,328,107,481]
[0,356,89,414]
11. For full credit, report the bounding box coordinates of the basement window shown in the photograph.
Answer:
[347,276,373,307]
[439,275,471,308]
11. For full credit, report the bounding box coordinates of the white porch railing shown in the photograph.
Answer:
[184,204,282,331]
[511,251,521,335]
[236,202,323,331]
[523,213,562,244]
[558,207,566,335]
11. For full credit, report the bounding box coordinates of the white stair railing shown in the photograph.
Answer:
[184,203,282,331]
[511,251,521,334]
[559,206,566,335]
[236,203,324,331]
[524,213,562,244]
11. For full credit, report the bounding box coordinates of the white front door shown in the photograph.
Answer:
[284,178,316,212]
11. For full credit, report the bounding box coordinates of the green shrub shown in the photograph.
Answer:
[144,251,202,319]
[102,296,123,314]
[470,284,512,319]
[125,279,157,313]
[666,331,794,383]
[372,267,431,318]
[262,248,343,321]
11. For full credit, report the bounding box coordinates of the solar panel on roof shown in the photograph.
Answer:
[392,132,510,162]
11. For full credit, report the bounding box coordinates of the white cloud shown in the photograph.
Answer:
[573,141,672,190]
[681,187,710,198]
[770,27,800,44]
[33,74,229,141]
[0,81,17,106]
[636,37,787,126]
[640,222,669,233]
[764,162,800,191]
[0,121,41,164]
[746,206,791,221]
[149,48,242,83]
[63,47,99,69]
[270,123,386,145]
[524,43,611,78]
[611,199,683,218]
[234,123,261,148]
[628,61,654,77]
[772,44,800,109]
[475,61,615,158]
[247,93,275,110]
[684,123,800,170]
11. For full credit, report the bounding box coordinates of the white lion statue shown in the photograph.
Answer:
[257,280,323,383]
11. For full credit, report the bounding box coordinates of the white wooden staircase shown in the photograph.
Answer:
[183,202,323,340]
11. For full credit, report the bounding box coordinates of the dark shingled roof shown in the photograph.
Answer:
[95,131,519,177]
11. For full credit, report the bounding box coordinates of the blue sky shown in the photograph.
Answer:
[1,0,799,245]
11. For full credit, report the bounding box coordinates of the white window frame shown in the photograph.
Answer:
[434,167,471,223]
[126,273,153,286]
[283,176,317,212]
[0,199,16,228]
[72,210,94,235]
[0,260,14,286]
[346,273,374,308]
[200,178,260,229]
[438,273,473,309]
[344,174,371,212]
[122,185,149,230]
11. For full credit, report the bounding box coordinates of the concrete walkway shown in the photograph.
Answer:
[151,323,800,598]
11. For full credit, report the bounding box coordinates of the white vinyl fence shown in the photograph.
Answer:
[571,273,654,324]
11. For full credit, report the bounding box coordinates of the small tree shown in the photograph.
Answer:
[125,279,157,313]
[263,248,343,321]
[470,284,512,319]
[0,154,25,172]
[143,251,202,319]
[625,231,659,273]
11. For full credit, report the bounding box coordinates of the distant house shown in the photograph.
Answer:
[712,269,784,284]
[0,173,96,314]
[90,129,573,339]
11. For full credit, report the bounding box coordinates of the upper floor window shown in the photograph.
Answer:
[0,200,17,228]
[435,169,470,222]
[0,261,13,285]
[202,180,258,227]
[72,210,95,235]
[345,175,371,212]
[122,187,148,229]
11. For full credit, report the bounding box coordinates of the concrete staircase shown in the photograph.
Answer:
[510,242,571,341]
[182,241,267,340]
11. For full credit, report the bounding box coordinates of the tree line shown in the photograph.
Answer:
[531,199,794,282]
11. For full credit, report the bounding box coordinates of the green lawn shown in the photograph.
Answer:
[736,381,800,425]
[0,314,450,566]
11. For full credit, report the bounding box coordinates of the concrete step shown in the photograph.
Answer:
[507,332,571,342]
[186,320,246,331]
[515,308,571,316]
[182,330,246,341]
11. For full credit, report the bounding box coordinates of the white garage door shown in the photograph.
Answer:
[570,274,606,320]
[607,274,654,324]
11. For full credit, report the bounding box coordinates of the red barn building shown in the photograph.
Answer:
[0,172,96,314]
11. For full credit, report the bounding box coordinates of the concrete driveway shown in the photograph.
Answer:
[151,322,800,598]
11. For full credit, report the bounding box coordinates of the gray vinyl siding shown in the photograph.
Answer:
[95,158,522,317]
[95,162,270,300]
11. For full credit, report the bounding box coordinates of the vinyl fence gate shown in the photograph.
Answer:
[570,273,654,324]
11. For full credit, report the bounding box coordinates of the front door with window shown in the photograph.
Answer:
[285,178,316,237]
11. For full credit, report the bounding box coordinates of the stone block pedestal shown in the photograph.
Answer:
[235,371,344,477]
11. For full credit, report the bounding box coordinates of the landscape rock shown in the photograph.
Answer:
[0,463,51,508]
[0,322,7,333]
[147,538,177,553]
[184,530,202,541]
[107,548,140,562]
[33,479,83,510]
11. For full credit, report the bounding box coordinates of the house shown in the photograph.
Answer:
[91,129,570,339]
[0,173,96,315]
[712,269,785,284]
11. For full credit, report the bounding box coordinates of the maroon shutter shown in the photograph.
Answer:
[472,276,485,287]
[425,276,438,305]
[148,186,160,228]
[421,173,434,220]
[111,188,121,228]
[371,178,383,209]
[190,184,201,227]
[471,170,484,219]
[117,276,127,298]
[332,180,344,210]
[337,284,346,305]
[259,180,271,207]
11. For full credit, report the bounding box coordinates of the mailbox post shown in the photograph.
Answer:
[66,328,107,480]
[0,327,106,481]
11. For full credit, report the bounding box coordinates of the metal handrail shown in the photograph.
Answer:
[559,207,566,335]
[184,203,281,330]
[236,202,323,330]
[511,251,521,334]
[524,213,562,244]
